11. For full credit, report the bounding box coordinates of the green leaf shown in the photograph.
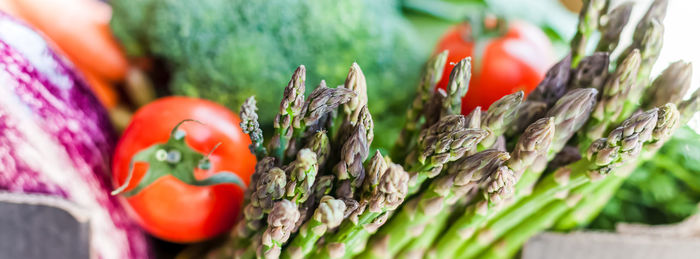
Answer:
[112,120,247,197]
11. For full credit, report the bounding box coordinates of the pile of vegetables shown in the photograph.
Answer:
[0,12,149,259]
[172,0,697,258]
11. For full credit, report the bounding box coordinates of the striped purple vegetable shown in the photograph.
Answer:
[0,12,150,259]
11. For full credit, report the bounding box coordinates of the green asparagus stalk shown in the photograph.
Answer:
[595,2,634,53]
[240,96,268,160]
[395,199,466,259]
[553,169,629,231]
[281,196,346,259]
[642,60,693,109]
[316,156,409,259]
[404,114,488,194]
[392,107,483,258]
[428,117,556,259]
[361,150,512,259]
[393,51,449,161]
[568,52,610,92]
[579,49,641,149]
[479,91,524,149]
[453,106,668,259]
[570,0,606,66]
[480,103,680,259]
[477,195,574,259]
[430,89,597,259]
[269,65,306,163]
[442,57,472,117]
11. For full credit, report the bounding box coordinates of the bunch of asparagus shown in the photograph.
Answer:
[203,0,699,258]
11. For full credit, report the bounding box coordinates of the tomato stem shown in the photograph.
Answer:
[112,120,245,197]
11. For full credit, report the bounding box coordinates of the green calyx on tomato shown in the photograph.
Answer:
[112,120,245,197]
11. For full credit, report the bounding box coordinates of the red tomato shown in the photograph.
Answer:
[436,21,554,114]
[112,97,256,243]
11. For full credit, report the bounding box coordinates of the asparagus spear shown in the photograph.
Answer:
[334,106,373,200]
[679,88,700,125]
[428,117,556,259]
[332,63,369,154]
[546,88,599,158]
[284,149,320,203]
[506,101,548,139]
[570,0,606,66]
[453,106,665,259]
[361,150,511,259]
[526,54,572,108]
[258,200,301,259]
[465,106,482,155]
[595,2,634,52]
[642,60,693,109]
[281,196,346,259]
[422,88,448,129]
[269,66,306,163]
[393,50,449,161]
[316,156,409,259]
[442,57,472,117]
[480,104,680,259]
[504,88,597,206]
[286,81,355,157]
[240,96,268,160]
[479,91,524,149]
[579,49,641,148]
[341,63,368,125]
[616,1,667,122]
[568,52,610,92]
[404,114,489,194]
[304,130,331,171]
[296,174,335,232]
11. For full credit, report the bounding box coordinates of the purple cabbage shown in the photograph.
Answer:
[0,12,150,259]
